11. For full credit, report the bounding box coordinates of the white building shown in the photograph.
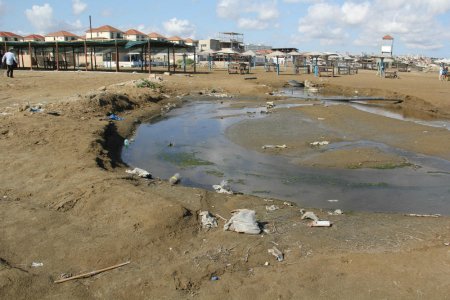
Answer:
[148,32,167,42]
[124,29,147,41]
[45,31,78,42]
[24,34,45,42]
[86,25,124,40]
[0,31,24,42]
[198,39,221,51]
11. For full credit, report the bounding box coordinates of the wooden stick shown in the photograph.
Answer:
[54,261,130,283]
[215,213,227,222]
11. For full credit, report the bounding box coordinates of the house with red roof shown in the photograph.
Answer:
[167,36,185,45]
[24,34,45,42]
[86,25,124,40]
[45,30,78,42]
[184,38,198,47]
[148,32,167,42]
[124,29,147,41]
[0,31,23,42]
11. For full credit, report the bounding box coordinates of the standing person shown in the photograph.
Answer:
[2,48,18,78]
[439,63,444,81]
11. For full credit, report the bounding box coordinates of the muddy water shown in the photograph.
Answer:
[122,99,450,215]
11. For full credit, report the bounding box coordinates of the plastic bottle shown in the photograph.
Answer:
[124,139,130,147]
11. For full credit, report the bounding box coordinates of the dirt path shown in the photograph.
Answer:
[1,69,450,299]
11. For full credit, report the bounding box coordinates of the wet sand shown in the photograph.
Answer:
[1,68,450,299]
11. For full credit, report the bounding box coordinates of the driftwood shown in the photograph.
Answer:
[54,261,131,283]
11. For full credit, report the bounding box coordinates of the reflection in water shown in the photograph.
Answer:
[122,100,450,215]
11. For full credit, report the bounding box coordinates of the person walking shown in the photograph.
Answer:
[2,48,18,78]
[439,63,444,81]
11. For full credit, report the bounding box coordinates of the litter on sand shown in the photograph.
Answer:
[405,213,441,218]
[212,180,233,194]
[266,101,275,108]
[266,205,279,212]
[31,262,44,267]
[309,220,332,227]
[199,211,218,229]
[310,141,329,146]
[126,168,152,179]
[301,211,319,221]
[108,114,124,121]
[328,209,343,215]
[169,173,180,185]
[262,144,287,149]
[54,261,131,284]
[268,246,284,262]
[224,209,261,235]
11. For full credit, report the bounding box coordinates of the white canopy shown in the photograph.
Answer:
[287,51,302,56]
[242,50,257,56]
[217,48,241,55]
[267,50,286,57]
[198,49,216,55]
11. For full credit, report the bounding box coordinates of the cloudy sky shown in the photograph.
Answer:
[0,0,449,57]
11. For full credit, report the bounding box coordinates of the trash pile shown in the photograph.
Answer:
[125,168,152,179]
[212,180,233,194]
[199,211,218,229]
[224,209,261,234]
[300,210,332,227]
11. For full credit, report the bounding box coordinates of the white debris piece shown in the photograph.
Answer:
[266,101,275,108]
[265,205,279,212]
[31,262,44,267]
[262,144,287,149]
[268,247,284,262]
[199,211,218,229]
[327,199,339,203]
[301,211,319,221]
[224,209,261,234]
[328,209,343,215]
[309,220,332,227]
[212,180,233,194]
[126,167,152,178]
[169,173,181,185]
[310,141,329,146]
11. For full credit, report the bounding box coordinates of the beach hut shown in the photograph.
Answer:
[267,50,286,74]
[198,49,216,70]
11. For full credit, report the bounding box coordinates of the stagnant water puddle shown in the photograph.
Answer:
[122,97,450,215]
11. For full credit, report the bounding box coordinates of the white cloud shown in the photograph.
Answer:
[25,3,56,32]
[25,3,84,34]
[341,2,370,25]
[216,0,279,30]
[295,0,450,51]
[163,18,196,37]
[72,0,87,15]
[0,0,6,16]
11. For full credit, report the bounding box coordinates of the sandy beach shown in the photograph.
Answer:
[1,68,450,299]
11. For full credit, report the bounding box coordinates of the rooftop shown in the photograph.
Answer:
[125,29,145,35]
[87,25,124,33]
[45,30,78,37]
[0,31,23,38]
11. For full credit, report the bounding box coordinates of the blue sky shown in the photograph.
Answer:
[0,0,449,57]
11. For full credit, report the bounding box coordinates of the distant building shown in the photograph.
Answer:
[0,31,23,42]
[217,32,244,51]
[23,34,45,42]
[167,36,185,45]
[45,31,78,42]
[184,38,198,47]
[124,29,147,41]
[148,32,167,42]
[244,43,272,52]
[198,39,221,51]
[271,47,298,53]
[86,25,124,40]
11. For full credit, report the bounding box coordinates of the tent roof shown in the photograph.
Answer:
[242,50,257,56]
[267,50,286,57]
